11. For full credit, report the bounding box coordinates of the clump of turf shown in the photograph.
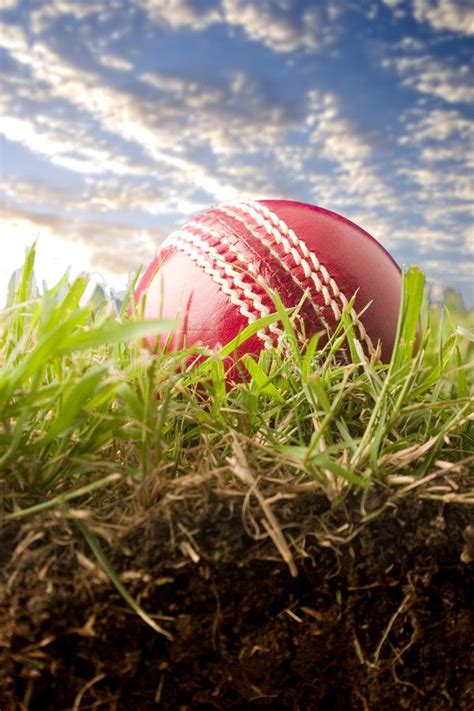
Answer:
[0,246,472,710]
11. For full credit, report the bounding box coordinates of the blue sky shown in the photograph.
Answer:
[1,0,473,305]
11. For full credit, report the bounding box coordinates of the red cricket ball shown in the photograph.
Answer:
[135,199,402,364]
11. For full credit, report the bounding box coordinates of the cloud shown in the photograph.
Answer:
[400,107,472,142]
[398,107,473,203]
[383,53,474,103]
[381,0,474,35]
[0,175,171,219]
[0,115,146,176]
[397,36,426,51]
[0,203,160,276]
[306,91,371,171]
[420,144,474,166]
[398,163,473,204]
[461,225,474,256]
[1,20,311,220]
[304,90,397,218]
[2,19,309,205]
[136,0,334,54]
[136,0,220,32]
[0,177,74,209]
[140,71,222,110]
[98,53,134,72]
[381,0,407,19]
[221,0,321,53]
[412,0,474,36]
[394,224,462,252]
[0,26,242,200]
[29,0,108,34]
[423,258,474,299]
[392,102,473,274]
[23,0,333,56]
[0,0,18,10]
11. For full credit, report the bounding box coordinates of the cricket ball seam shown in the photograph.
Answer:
[163,227,282,348]
[165,222,324,349]
[210,204,332,336]
[238,199,374,354]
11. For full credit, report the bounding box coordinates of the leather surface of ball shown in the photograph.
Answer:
[135,199,402,362]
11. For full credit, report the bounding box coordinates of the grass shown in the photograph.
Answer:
[1,245,473,632]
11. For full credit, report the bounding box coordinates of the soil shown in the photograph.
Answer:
[1,483,473,711]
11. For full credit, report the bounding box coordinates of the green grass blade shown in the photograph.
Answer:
[5,473,122,520]
[389,265,425,378]
[74,518,174,640]
[39,365,108,444]
[242,354,285,403]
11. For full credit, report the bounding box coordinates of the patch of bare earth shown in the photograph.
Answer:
[1,478,473,710]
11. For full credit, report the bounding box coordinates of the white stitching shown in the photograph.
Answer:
[219,200,338,317]
[237,199,375,354]
[213,203,331,336]
[178,218,312,346]
[164,227,281,349]
[181,225,294,345]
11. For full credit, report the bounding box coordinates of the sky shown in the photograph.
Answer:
[0,0,473,306]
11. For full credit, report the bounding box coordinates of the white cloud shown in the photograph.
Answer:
[381,0,407,19]
[461,225,474,255]
[136,0,220,31]
[0,175,175,219]
[400,107,472,142]
[397,162,473,210]
[304,90,397,220]
[0,27,242,200]
[0,115,143,176]
[221,0,320,53]
[420,144,474,165]
[400,36,424,50]
[412,0,474,36]
[0,177,73,208]
[1,26,306,212]
[395,224,460,251]
[0,0,18,10]
[423,258,474,298]
[140,71,222,109]
[29,0,108,34]
[98,53,134,72]
[136,0,333,54]
[25,0,331,55]
[397,106,473,209]
[384,54,474,104]
[306,91,371,171]
[383,0,474,36]
[0,203,160,285]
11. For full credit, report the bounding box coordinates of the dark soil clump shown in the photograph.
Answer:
[1,489,473,710]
